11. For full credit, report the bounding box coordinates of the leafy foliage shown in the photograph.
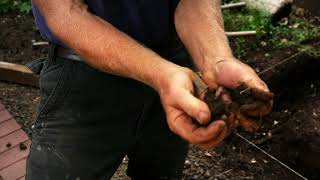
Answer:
[0,0,32,13]
[222,0,320,58]
[269,15,320,57]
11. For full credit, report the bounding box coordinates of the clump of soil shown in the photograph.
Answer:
[230,84,274,106]
[204,88,230,120]
[204,84,274,122]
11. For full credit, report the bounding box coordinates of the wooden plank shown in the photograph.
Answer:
[0,61,32,74]
[221,2,246,9]
[32,41,49,46]
[226,31,257,37]
[0,61,39,87]
[0,158,26,180]
[0,140,31,170]
[0,110,13,123]
[0,119,21,138]
[0,130,29,154]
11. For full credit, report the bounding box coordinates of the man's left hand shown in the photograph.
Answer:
[202,58,273,116]
[198,58,273,134]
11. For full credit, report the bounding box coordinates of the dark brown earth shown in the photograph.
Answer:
[204,88,231,121]
[0,13,47,65]
[0,8,320,180]
[204,83,274,122]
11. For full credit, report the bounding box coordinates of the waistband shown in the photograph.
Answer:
[49,44,83,61]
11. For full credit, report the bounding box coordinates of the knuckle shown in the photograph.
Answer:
[196,131,207,141]
[167,123,176,132]
[200,145,211,150]
[201,143,218,150]
[181,67,193,76]
[166,117,178,132]
[190,138,201,145]
[190,135,205,144]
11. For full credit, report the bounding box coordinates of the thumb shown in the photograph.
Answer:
[190,73,208,99]
[176,89,211,125]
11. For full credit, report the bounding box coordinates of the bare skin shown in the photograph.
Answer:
[175,0,273,148]
[33,0,272,149]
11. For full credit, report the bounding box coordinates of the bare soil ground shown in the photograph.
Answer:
[0,9,319,180]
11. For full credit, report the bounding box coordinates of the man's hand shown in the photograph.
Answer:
[158,66,231,149]
[174,0,273,116]
[201,58,273,117]
[175,0,273,149]
[198,58,273,134]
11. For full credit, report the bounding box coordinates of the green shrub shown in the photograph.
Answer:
[0,0,32,13]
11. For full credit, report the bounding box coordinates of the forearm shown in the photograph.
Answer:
[175,0,234,73]
[33,0,178,91]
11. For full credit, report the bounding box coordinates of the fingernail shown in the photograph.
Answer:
[198,111,208,123]
[221,121,227,128]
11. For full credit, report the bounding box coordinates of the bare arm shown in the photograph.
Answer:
[175,0,233,76]
[175,0,271,93]
[33,0,180,91]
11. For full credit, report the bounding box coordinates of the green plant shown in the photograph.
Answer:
[222,5,320,58]
[0,0,32,13]
[223,8,272,57]
[234,37,246,57]
[270,15,320,56]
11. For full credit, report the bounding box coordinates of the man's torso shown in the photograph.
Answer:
[32,0,180,49]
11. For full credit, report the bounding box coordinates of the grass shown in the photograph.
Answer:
[222,0,320,58]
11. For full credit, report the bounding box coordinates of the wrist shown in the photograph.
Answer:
[198,54,235,74]
[145,58,184,93]
[155,63,192,96]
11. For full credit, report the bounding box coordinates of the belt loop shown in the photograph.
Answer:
[48,43,57,65]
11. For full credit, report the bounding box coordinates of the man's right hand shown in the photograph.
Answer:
[157,66,229,149]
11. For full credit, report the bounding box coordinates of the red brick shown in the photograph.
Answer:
[0,110,12,123]
[0,130,29,154]
[0,140,30,170]
[0,158,26,180]
[0,103,4,111]
[0,119,21,138]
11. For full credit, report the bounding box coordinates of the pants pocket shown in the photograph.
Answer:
[32,57,71,137]
[26,57,46,75]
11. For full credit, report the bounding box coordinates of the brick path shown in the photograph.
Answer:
[0,102,30,180]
